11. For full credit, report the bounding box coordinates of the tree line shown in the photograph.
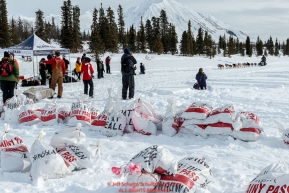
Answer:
[0,0,289,58]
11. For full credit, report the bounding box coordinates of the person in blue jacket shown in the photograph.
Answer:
[140,63,145,74]
[195,68,207,90]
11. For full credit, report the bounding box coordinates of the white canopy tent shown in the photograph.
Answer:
[0,34,70,77]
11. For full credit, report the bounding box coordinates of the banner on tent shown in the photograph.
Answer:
[0,49,33,56]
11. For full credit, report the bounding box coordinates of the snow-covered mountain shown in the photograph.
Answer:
[124,0,250,41]
[10,0,251,42]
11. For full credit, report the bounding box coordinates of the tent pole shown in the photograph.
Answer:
[36,56,38,79]
[33,55,35,78]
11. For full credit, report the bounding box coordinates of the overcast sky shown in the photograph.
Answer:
[6,0,289,42]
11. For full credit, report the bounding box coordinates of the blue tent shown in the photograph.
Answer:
[0,34,70,76]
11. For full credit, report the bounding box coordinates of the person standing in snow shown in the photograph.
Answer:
[81,53,86,63]
[0,51,19,103]
[75,57,82,81]
[121,48,137,100]
[195,68,207,90]
[105,56,111,74]
[81,57,94,98]
[39,58,47,85]
[96,58,104,79]
[46,54,53,86]
[140,63,145,74]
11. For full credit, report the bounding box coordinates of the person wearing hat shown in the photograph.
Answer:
[121,48,137,100]
[96,57,104,79]
[81,53,86,63]
[44,51,66,98]
[9,53,19,70]
[75,57,82,81]
[195,68,208,90]
[0,51,19,103]
[81,57,94,98]
[39,58,47,85]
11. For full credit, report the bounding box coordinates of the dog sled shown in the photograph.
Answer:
[258,61,267,66]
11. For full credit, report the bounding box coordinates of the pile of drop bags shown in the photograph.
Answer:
[0,123,100,184]
[112,145,212,193]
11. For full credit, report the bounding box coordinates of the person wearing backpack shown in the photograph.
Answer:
[195,68,207,90]
[81,57,95,98]
[96,58,104,79]
[44,51,66,98]
[0,51,19,103]
[121,48,137,100]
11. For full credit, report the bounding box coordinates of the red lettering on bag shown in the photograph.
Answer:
[266,185,275,193]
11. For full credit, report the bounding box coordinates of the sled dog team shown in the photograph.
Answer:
[218,63,258,69]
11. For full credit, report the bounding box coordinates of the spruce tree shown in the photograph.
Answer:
[51,17,58,41]
[0,0,10,47]
[98,3,108,50]
[106,7,118,53]
[286,39,289,56]
[168,24,178,55]
[187,20,194,56]
[89,8,105,60]
[151,17,163,54]
[136,17,146,53]
[206,34,213,58]
[159,10,169,53]
[145,19,154,52]
[16,17,24,41]
[239,42,245,57]
[60,0,73,49]
[128,25,136,52]
[195,27,204,55]
[35,9,47,41]
[267,36,274,55]
[180,31,188,55]
[227,36,234,57]
[274,38,279,56]
[45,21,52,42]
[235,38,239,54]
[72,5,82,53]
[10,17,20,45]
[256,36,264,56]
[245,36,252,57]
[117,5,125,50]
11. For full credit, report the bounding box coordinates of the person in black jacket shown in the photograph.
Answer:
[96,58,105,79]
[121,48,137,100]
[39,58,47,85]
[46,54,53,86]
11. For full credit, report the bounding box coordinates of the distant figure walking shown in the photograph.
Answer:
[195,68,207,90]
[75,57,82,81]
[97,58,104,79]
[105,56,111,74]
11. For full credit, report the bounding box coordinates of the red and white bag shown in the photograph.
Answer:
[232,112,262,141]
[121,102,136,133]
[90,103,98,121]
[41,102,58,126]
[3,96,21,123]
[205,122,233,135]
[19,105,41,126]
[135,98,161,125]
[204,104,236,124]
[33,109,43,118]
[132,111,157,135]
[275,121,289,145]
[57,106,71,124]
[181,102,212,120]
[90,89,114,132]
[101,99,126,137]
[0,125,31,172]
[162,100,180,137]
[57,143,100,172]
[67,101,91,126]
[30,131,70,183]
[155,157,212,193]
[129,145,178,175]
[181,124,208,139]
[245,163,289,193]
[50,123,86,149]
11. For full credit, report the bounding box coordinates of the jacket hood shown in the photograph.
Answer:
[124,48,131,55]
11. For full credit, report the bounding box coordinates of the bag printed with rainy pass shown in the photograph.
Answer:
[129,145,178,175]
[245,163,289,193]
[57,143,100,172]
[19,105,40,126]
[30,132,70,182]
[181,102,212,120]
[204,104,235,124]
[155,157,212,193]
[57,106,70,124]
[41,102,58,126]
[67,101,91,126]
[0,127,31,172]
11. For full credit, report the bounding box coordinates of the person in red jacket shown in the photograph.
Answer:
[44,51,66,98]
[81,57,94,98]
[105,56,111,74]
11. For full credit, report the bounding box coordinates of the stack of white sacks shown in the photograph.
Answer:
[0,123,100,184]
[112,145,212,193]
[164,102,263,141]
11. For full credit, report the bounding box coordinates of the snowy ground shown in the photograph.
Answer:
[1,53,289,193]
